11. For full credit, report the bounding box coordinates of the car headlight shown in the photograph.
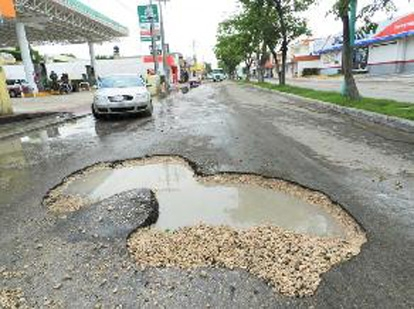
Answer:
[136,92,150,100]
[94,95,107,104]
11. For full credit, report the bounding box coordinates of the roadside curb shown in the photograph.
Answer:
[0,112,58,125]
[0,113,90,141]
[247,84,414,134]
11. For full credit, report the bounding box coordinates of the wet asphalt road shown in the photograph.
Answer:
[0,82,413,308]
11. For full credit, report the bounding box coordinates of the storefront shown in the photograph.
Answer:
[319,12,414,76]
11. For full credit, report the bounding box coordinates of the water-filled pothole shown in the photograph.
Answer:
[45,156,366,297]
[48,157,353,238]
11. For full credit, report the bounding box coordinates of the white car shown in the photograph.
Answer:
[92,75,153,119]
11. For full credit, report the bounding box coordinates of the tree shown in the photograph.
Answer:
[333,0,407,100]
[217,1,280,82]
[0,47,44,64]
[269,0,313,85]
[215,16,256,79]
[216,0,311,83]
[215,33,244,77]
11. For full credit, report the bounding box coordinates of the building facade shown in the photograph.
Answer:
[318,12,414,76]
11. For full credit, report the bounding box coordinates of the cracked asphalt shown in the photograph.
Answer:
[0,82,413,308]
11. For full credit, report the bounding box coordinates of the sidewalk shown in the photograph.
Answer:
[0,92,93,140]
[11,91,93,116]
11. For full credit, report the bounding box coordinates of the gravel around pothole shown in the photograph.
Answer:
[0,289,28,309]
[44,156,367,297]
[128,224,366,297]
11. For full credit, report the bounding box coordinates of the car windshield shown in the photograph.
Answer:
[212,69,224,74]
[99,76,144,88]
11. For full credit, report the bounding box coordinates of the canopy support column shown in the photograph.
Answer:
[15,22,38,93]
[88,41,97,77]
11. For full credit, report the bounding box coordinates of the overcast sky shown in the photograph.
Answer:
[36,0,413,65]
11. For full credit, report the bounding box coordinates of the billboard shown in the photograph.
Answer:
[0,0,16,18]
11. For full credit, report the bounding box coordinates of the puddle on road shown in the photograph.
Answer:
[48,157,356,238]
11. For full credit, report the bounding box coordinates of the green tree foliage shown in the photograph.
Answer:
[217,0,311,84]
[215,19,247,78]
[267,0,313,85]
[215,10,262,80]
[0,47,44,64]
[238,0,280,82]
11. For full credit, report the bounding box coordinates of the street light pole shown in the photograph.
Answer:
[349,0,357,47]
[149,0,158,73]
[158,0,170,90]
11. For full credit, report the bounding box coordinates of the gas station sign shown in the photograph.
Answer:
[0,0,16,18]
[138,4,160,42]
[375,13,414,38]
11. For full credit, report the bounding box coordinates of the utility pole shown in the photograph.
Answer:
[349,0,357,47]
[341,0,357,95]
[158,0,170,89]
[149,0,159,73]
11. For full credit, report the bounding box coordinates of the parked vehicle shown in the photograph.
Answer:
[212,69,226,82]
[189,74,201,88]
[6,80,22,98]
[6,79,29,97]
[92,74,153,119]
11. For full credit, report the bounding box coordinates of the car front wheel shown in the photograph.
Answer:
[92,105,104,120]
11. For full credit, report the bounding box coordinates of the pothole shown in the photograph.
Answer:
[44,156,366,297]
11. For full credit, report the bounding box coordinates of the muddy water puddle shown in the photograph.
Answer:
[61,161,347,238]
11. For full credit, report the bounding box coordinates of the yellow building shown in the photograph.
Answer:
[0,0,15,115]
[0,63,13,115]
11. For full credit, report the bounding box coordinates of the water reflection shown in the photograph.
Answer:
[64,163,346,237]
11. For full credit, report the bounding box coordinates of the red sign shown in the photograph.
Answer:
[143,55,175,66]
[375,13,414,38]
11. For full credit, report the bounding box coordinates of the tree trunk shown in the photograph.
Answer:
[259,43,268,83]
[341,7,360,100]
[272,0,287,86]
[270,49,280,82]
[245,61,251,82]
[280,39,287,85]
[257,62,264,83]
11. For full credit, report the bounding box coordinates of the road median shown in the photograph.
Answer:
[243,81,414,134]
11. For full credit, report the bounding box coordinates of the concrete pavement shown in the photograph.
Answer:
[0,83,413,308]
[11,91,93,116]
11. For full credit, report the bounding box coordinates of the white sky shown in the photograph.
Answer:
[35,0,413,65]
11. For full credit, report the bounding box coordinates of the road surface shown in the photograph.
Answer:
[0,82,413,308]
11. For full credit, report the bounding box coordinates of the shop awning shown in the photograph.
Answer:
[318,12,414,54]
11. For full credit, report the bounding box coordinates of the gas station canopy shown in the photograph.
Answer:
[0,0,129,47]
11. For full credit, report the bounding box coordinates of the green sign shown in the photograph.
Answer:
[141,36,161,42]
[137,5,159,24]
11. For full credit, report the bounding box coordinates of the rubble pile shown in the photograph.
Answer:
[128,224,366,297]
[0,289,28,309]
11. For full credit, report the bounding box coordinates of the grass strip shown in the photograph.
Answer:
[244,81,414,121]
